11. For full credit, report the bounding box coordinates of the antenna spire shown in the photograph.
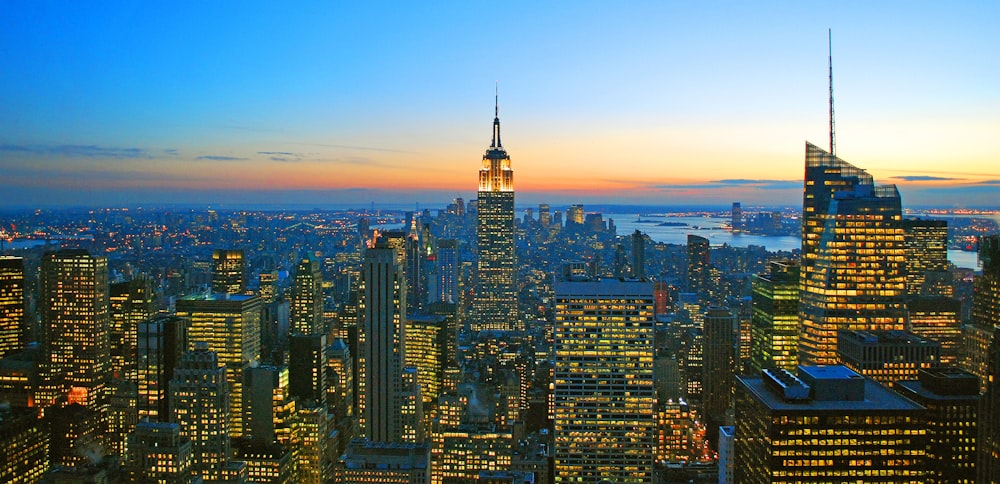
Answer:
[492,81,502,148]
[829,29,836,156]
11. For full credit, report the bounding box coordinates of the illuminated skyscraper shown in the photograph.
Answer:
[39,249,110,413]
[907,296,962,365]
[137,314,188,422]
[538,204,551,227]
[979,330,1000,483]
[359,237,408,443]
[436,239,459,304]
[553,278,655,482]
[687,234,710,299]
[176,293,261,438]
[734,366,926,483]
[903,218,952,297]
[244,364,295,445]
[109,276,155,382]
[973,234,1000,330]
[836,329,940,386]
[291,254,324,336]
[750,260,801,373]
[702,307,735,433]
[170,343,231,482]
[799,142,906,365]
[404,314,444,405]
[894,367,979,484]
[474,95,518,332]
[0,256,25,360]
[0,406,48,483]
[212,249,246,295]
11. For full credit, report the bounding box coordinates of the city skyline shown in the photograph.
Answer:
[1,2,998,208]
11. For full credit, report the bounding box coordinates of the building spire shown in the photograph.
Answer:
[829,28,836,156]
[492,81,502,148]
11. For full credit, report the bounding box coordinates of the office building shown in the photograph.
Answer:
[731,202,742,232]
[176,293,261,438]
[235,440,293,484]
[127,421,194,483]
[39,249,110,413]
[734,366,926,483]
[244,364,295,446]
[293,403,333,483]
[359,236,408,442]
[169,343,230,482]
[973,234,1000,330]
[907,296,962,365]
[894,368,979,484]
[553,279,656,482]
[291,254,324,336]
[836,330,940,386]
[631,229,646,279]
[903,218,952,297]
[436,239,459,304]
[702,307,735,437]
[750,260,800,373]
[341,439,430,484]
[109,276,156,382]
[47,403,102,469]
[0,256,25,360]
[211,249,246,295]
[474,97,518,332]
[137,314,187,422]
[289,333,327,407]
[687,234,710,299]
[799,142,906,365]
[0,406,49,483]
[979,330,1000,483]
[538,204,551,227]
[405,314,445,405]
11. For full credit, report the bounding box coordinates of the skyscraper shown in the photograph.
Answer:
[436,239,459,304]
[979,330,1000,483]
[170,343,231,482]
[687,234,710,299]
[212,249,246,295]
[631,229,646,279]
[0,256,25,360]
[359,236,408,443]
[973,234,1000,330]
[137,314,188,422]
[799,142,906,365]
[474,95,517,332]
[291,254,324,336]
[903,218,952,297]
[553,278,656,482]
[749,260,801,373]
[109,275,156,382]
[734,366,926,483]
[39,249,111,413]
[176,293,261,438]
[702,307,735,434]
[289,333,327,407]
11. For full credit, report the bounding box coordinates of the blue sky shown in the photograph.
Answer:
[1,1,998,208]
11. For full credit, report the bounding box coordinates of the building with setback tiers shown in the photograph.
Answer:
[553,278,655,482]
[474,96,518,332]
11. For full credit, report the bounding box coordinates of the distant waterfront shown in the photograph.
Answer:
[610,214,981,270]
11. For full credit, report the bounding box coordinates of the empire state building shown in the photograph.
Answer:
[474,96,518,332]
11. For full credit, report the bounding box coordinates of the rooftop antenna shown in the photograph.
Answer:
[829,29,836,156]
[491,81,502,148]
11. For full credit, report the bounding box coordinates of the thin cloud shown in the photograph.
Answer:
[974,180,1000,186]
[196,155,248,161]
[0,143,153,159]
[891,175,963,182]
[258,151,304,163]
[290,141,419,154]
[652,179,800,191]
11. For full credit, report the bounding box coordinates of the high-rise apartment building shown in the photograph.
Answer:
[211,249,246,295]
[291,254,324,336]
[734,366,926,483]
[749,260,800,373]
[0,256,25,360]
[474,98,518,332]
[359,237,408,443]
[553,278,655,482]
[39,249,110,413]
[176,293,261,438]
[799,142,906,365]
[169,343,231,482]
